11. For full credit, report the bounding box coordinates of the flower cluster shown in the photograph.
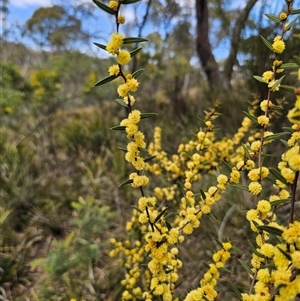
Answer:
[184,243,232,301]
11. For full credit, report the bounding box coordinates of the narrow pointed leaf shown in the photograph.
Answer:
[253,75,265,83]
[290,9,300,14]
[154,207,169,223]
[280,63,299,69]
[256,225,283,236]
[263,132,289,141]
[93,0,115,15]
[243,111,258,123]
[144,155,156,163]
[223,160,232,173]
[130,47,142,57]
[280,84,296,92]
[284,16,299,32]
[132,68,144,78]
[94,75,118,86]
[131,206,144,214]
[117,146,127,152]
[228,281,242,300]
[199,189,206,200]
[110,125,126,131]
[115,98,128,107]
[123,37,148,44]
[230,184,250,192]
[270,198,290,206]
[248,239,264,258]
[238,258,254,276]
[141,113,157,119]
[269,168,288,185]
[93,42,107,51]
[122,0,141,4]
[277,247,292,260]
[265,13,281,22]
[260,35,273,51]
[271,75,285,91]
[293,55,300,65]
[119,179,133,187]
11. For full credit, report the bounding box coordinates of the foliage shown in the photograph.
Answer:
[1,0,300,301]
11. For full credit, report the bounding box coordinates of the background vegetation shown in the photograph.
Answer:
[1,0,300,300]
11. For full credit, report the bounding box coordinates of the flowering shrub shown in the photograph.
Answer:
[92,0,300,300]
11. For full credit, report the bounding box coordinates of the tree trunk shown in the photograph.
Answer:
[195,0,224,89]
[223,0,258,87]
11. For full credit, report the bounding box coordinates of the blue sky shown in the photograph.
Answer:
[4,0,299,60]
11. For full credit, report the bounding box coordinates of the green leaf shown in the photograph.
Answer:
[202,296,210,301]
[256,225,283,236]
[117,146,127,152]
[277,247,292,260]
[132,69,144,79]
[263,132,289,141]
[110,125,126,131]
[237,258,254,276]
[94,75,118,86]
[131,206,144,214]
[260,35,273,51]
[293,55,300,65]
[280,139,289,147]
[123,37,148,44]
[230,184,249,192]
[269,168,288,185]
[144,155,156,163]
[115,98,128,107]
[200,189,206,200]
[271,75,285,91]
[93,0,115,15]
[290,9,300,15]
[141,113,157,119]
[270,198,290,206]
[130,47,142,57]
[248,240,264,258]
[223,160,232,173]
[253,75,265,83]
[228,281,242,300]
[265,13,281,22]
[119,179,133,188]
[243,111,258,123]
[280,84,296,92]
[122,0,141,4]
[154,207,169,223]
[93,42,107,51]
[280,63,299,69]
[284,16,299,32]
[241,143,250,159]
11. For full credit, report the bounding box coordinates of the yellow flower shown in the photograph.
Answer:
[108,64,120,76]
[257,115,269,126]
[257,200,271,213]
[279,12,287,21]
[291,251,300,269]
[248,181,262,195]
[262,70,273,83]
[117,50,131,65]
[260,243,274,258]
[272,37,285,53]
[118,15,125,24]
[127,78,139,91]
[117,83,129,97]
[108,0,118,10]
